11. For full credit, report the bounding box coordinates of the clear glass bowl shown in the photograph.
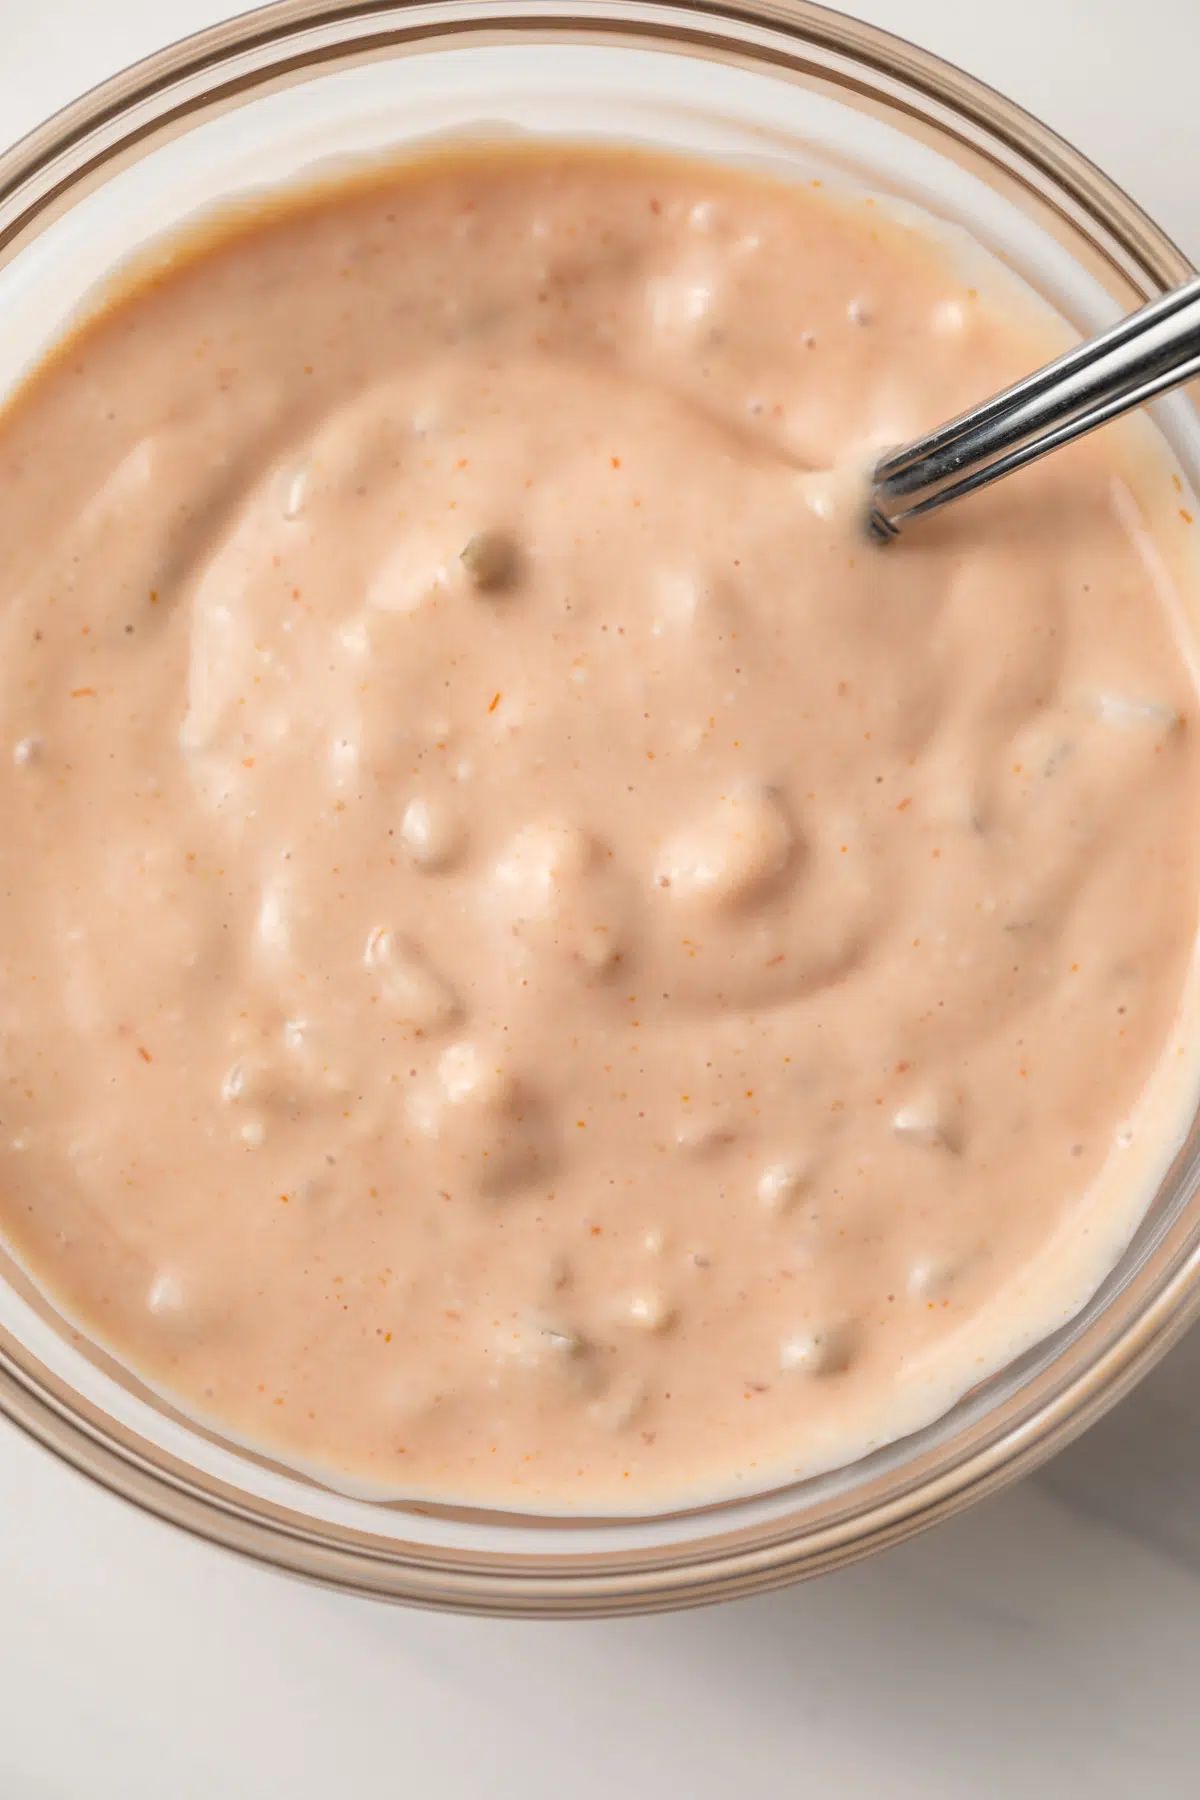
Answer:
[2,0,1199,1618]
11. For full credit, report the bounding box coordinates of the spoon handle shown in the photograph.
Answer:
[868,274,1200,541]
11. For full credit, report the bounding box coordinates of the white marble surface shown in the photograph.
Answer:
[2,2,1199,1794]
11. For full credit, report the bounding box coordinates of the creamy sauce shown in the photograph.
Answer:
[1,146,1198,1512]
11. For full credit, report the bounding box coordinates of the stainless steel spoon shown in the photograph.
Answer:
[867,274,1200,542]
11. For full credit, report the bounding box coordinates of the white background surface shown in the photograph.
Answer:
[2,3,1200,1795]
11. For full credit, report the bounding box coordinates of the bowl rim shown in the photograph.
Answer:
[1,0,1199,1617]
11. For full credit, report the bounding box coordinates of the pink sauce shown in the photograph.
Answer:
[1,146,1198,1511]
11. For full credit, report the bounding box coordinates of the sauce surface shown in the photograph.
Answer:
[1,146,1198,1511]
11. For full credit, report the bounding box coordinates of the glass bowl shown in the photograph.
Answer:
[2,0,1199,1618]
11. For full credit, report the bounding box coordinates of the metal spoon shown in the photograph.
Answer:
[867,274,1200,542]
